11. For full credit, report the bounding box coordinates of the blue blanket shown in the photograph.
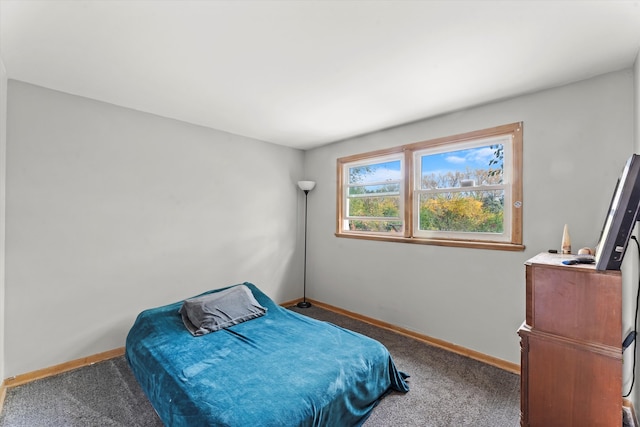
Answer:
[125,283,409,426]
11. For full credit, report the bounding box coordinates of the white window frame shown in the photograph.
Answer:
[341,153,405,236]
[413,135,513,242]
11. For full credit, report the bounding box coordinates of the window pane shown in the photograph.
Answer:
[421,144,503,189]
[343,157,404,234]
[349,183,401,196]
[348,196,400,218]
[346,219,403,233]
[419,190,504,233]
[349,160,402,184]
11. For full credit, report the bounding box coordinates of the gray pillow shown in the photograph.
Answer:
[179,285,267,336]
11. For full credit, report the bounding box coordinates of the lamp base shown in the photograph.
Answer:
[296,301,312,309]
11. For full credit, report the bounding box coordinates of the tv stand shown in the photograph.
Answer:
[518,253,622,426]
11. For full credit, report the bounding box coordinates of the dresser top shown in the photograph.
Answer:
[526,252,620,276]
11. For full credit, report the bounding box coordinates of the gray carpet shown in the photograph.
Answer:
[289,305,520,427]
[0,305,520,426]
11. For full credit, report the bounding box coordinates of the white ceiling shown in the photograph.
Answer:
[1,1,640,150]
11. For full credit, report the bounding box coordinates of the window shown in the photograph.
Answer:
[336,123,523,251]
[343,154,404,234]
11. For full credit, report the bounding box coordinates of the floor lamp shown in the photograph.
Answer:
[297,180,316,308]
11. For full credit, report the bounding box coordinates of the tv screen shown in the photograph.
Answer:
[596,154,640,271]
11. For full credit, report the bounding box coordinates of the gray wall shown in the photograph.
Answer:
[4,81,305,376]
[303,69,634,365]
[0,58,7,384]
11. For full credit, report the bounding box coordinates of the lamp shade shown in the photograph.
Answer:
[297,181,316,191]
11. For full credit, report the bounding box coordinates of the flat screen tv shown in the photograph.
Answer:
[596,154,640,270]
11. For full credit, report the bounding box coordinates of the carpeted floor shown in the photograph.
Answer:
[289,305,520,427]
[0,305,520,426]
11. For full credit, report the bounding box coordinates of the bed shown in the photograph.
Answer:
[125,282,409,427]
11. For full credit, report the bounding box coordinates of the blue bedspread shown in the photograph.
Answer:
[125,283,409,427]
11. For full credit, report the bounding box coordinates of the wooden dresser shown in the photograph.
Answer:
[518,252,622,427]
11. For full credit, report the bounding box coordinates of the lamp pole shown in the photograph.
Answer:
[296,181,315,308]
